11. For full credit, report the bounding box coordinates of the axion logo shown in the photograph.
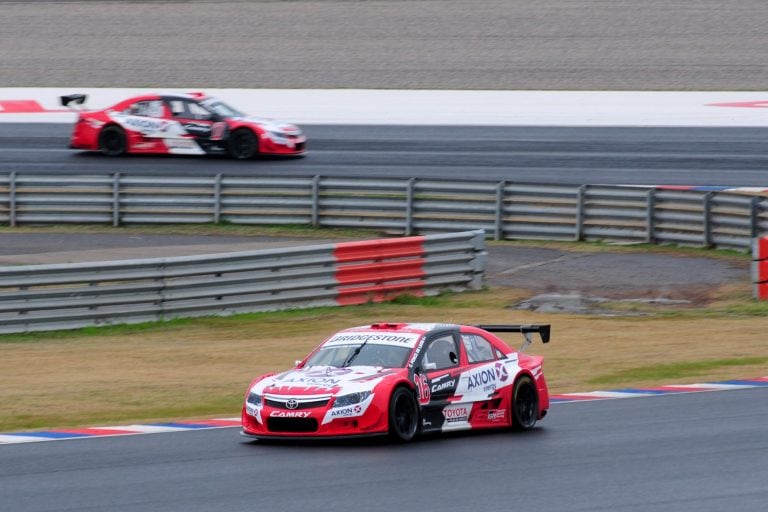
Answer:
[466,368,496,391]
[494,362,509,382]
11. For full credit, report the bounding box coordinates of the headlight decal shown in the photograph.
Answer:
[245,391,264,423]
[322,392,374,425]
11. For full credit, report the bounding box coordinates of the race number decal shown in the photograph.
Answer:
[415,373,431,405]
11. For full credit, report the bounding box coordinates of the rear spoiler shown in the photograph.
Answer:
[474,324,551,352]
[60,94,87,108]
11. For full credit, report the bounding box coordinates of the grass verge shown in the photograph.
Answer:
[2,287,767,432]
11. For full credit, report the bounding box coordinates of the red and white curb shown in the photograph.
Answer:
[2,376,767,445]
[0,418,240,445]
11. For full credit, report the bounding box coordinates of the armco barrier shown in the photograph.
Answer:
[752,237,768,300]
[0,230,485,334]
[1,173,767,250]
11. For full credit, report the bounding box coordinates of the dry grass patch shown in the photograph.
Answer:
[2,288,767,432]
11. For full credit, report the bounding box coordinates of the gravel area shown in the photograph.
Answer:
[2,0,767,90]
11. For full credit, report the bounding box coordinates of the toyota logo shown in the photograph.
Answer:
[286,399,299,410]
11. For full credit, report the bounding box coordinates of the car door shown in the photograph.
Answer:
[455,332,511,427]
[164,98,227,153]
[116,99,169,152]
[411,330,468,432]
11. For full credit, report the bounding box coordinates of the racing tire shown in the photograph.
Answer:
[98,125,127,156]
[228,128,259,159]
[511,375,539,431]
[388,387,419,442]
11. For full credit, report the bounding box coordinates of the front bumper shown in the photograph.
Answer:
[241,401,388,438]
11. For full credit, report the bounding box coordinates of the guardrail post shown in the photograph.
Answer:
[494,181,505,241]
[213,173,222,224]
[703,192,713,248]
[405,178,416,236]
[9,171,17,227]
[575,184,586,241]
[645,188,656,244]
[311,175,320,227]
[750,196,760,238]
[112,173,121,227]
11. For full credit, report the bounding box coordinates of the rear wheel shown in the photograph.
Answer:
[511,375,539,431]
[98,126,126,156]
[388,387,419,442]
[228,128,259,159]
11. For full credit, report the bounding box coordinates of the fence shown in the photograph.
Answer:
[0,230,486,334]
[1,173,766,250]
[752,237,768,300]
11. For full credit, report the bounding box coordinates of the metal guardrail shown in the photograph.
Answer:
[1,173,766,250]
[0,230,486,334]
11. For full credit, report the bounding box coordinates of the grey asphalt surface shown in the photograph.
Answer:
[2,389,767,512]
[3,124,768,186]
[2,0,768,90]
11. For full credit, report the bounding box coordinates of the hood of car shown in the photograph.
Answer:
[253,365,401,397]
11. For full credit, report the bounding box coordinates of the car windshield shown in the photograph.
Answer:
[200,99,245,118]
[304,344,411,369]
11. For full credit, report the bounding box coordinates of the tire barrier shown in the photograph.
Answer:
[0,230,486,334]
[752,237,768,300]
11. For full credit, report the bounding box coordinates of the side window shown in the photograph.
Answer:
[461,334,496,364]
[125,100,163,117]
[422,334,459,371]
[188,101,213,120]
[168,100,187,118]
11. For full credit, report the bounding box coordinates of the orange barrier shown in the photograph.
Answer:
[752,237,768,300]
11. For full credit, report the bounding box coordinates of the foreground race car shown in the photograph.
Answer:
[60,92,306,159]
[242,322,551,442]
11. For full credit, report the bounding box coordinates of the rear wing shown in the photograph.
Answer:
[474,324,550,352]
[60,94,87,109]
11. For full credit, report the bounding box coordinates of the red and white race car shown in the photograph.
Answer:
[60,92,306,159]
[242,322,551,442]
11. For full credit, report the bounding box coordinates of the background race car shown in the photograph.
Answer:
[61,92,306,159]
[242,322,551,442]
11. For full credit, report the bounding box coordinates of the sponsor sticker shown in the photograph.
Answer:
[442,404,471,424]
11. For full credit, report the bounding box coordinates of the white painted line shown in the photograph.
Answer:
[95,425,191,434]
[0,435,50,444]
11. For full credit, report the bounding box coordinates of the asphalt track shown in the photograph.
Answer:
[3,124,768,186]
[1,389,766,512]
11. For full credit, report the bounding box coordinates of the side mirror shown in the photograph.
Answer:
[294,360,302,367]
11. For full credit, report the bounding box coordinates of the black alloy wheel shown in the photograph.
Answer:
[512,375,539,431]
[228,128,259,159]
[388,387,419,442]
[98,126,127,156]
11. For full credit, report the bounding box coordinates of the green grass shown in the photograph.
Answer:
[588,357,768,386]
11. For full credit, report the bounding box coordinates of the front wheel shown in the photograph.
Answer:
[388,387,419,442]
[98,125,127,156]
[511,375,539,431]
[228,128,259,159]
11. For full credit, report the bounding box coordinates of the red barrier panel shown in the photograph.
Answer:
[333,236,426,306]
[333,236,426,263]
[752,237,768,300]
